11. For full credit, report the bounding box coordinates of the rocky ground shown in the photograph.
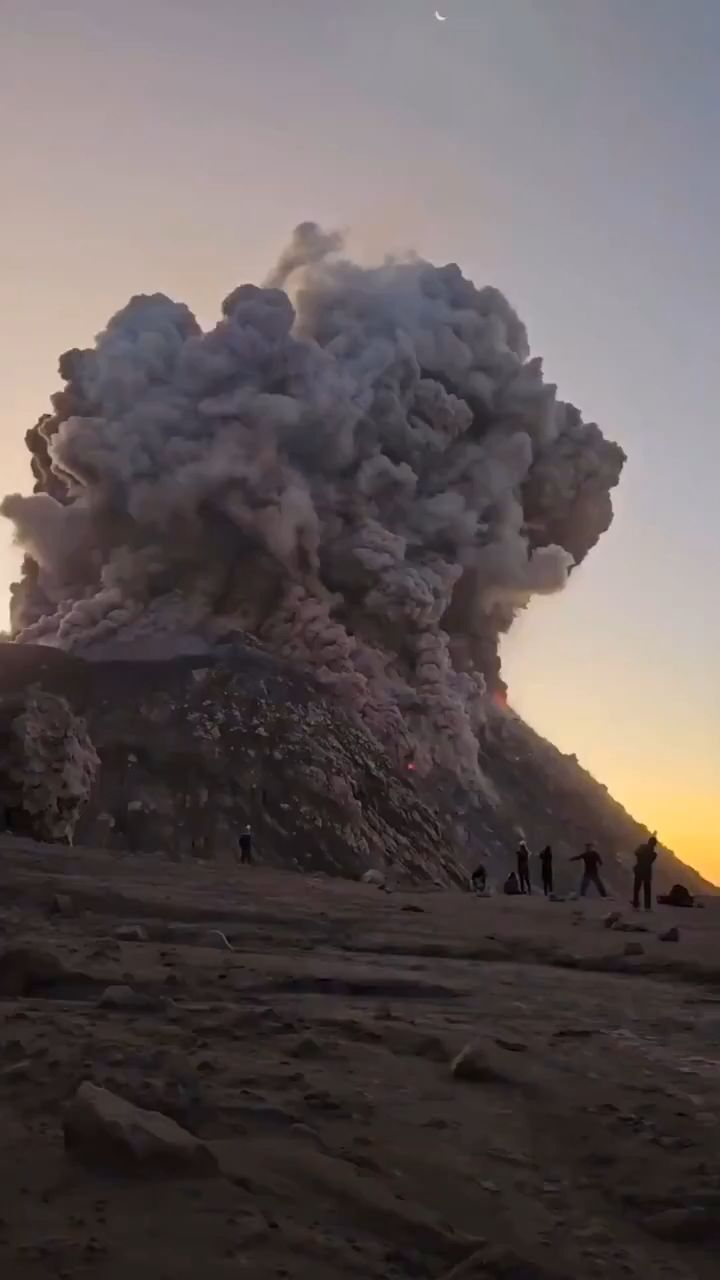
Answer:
[0,837,718,1280]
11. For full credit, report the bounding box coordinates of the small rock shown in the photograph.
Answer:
[290,1122,323,1147]
[401,904,425,913]
[494,1038,528,1053]
[204,931,234,951]
[614,922,649,933]
[290,1036,323,1060]
[362,869,386,889]
[603,912,622,930]
[63,1082,218,1176]
[0,946,68,997]
[622,942,645,957]
[450,1043,508,1084]
[0,1060,33,1082]
[659,927,680,943]
[49,894,74,916]
[98,985,164,1011]
[114,925,148,943]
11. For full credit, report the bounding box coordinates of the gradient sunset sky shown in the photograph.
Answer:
[1,0,718,880]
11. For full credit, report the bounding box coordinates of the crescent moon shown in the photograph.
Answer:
[435,10,448,20]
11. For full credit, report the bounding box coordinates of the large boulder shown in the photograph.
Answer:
[0,945,69,997]
[63,1082,218,1176]
[0,644,461,884]
[0,685,98,842]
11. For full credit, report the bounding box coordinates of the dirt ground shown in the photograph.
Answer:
[0,838,718,1279]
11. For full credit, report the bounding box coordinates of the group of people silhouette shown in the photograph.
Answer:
[471,833,660,908]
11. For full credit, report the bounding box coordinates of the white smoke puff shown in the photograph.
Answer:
[411,631,485,785]
[3,221,625,785]
[0,492,91,572]
[264,222,344,291]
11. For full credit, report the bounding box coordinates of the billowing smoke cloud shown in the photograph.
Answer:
[2,225,625,785]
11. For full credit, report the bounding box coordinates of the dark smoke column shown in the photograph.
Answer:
[1,224,625,786]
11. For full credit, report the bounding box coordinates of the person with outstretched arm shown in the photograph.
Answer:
[516,841,532,894]
[632,832,658,910]
[570,843,607,897]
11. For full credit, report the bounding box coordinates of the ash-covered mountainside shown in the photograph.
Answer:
[0,642,460,884]
[0,642,712,894]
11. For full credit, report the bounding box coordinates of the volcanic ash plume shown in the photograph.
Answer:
[2,222,625,784]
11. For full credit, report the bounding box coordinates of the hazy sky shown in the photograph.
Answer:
[1,0,718,879]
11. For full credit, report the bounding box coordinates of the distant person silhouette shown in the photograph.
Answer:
[470,863,487,894]
[571,843,607,897]
[539,845,554,896]
[516,842,531,895]
[238,824,253,865]
[632,832,658,910]
[503,871,521,896]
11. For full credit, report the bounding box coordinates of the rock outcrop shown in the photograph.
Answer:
[63,1082,218,1176]
[0,683,98,842]
[0,643,459,885]
[0,641,713,894]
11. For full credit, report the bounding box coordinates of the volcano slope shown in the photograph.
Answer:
[0,839,718,1280]
[0,640,713,898]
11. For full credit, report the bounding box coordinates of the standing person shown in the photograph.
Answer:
[470,862,487,895]
[539,845,554,897]
[238,824,253,865]
[632,832,658,911]
[570,843,607,898]
[516,841,531,895]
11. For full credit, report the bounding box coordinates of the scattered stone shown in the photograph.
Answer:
[643,1206,720,1243]
[49,894,74,916]
[0,1059,33,1082]
[613,922,649,933]
[362,869,386,889]
[603,912,622,929]
[290,1122,323,1147]
[290,1036,324,1060]
[63,1081,218,1176]
[659,927,680,943]
[114,925,149,942]
[204,930,234,951]
[494,1038,528,1053]
[450,1043,508,1084]
[0,945,68,997]
[441,1243,573,1278]
[401,903,425,913]
[622,942,645,957]
[98,985,165,1011]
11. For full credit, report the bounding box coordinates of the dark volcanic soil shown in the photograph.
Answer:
[0,837,718,1279]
